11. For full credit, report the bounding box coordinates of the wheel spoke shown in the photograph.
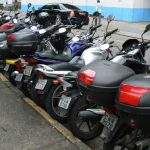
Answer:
[77,120,84,129]
[86,121,92,131]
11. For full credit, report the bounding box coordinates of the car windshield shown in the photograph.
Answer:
[63,4,80,10]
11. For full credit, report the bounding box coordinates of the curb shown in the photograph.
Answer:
[0,73,91,150]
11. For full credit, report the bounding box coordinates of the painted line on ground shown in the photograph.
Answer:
[0,73,8,81]
[23,97,91,150]
[0,73,90,150]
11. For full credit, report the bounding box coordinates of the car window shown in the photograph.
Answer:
[63,4,80,10]
[42,5,53,10]
[52,5,60,9]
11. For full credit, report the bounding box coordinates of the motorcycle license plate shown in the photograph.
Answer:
[35,79,47,90]
[100,113,118,131]
[23,66,33,76]
[15,73,23,82]
[4,64,10,71]
[58,95,71,109]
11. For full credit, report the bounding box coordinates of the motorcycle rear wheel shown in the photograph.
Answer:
[68,96,103,141]
[45,85,68,123]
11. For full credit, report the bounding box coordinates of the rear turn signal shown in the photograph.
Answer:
[118,84,150,107]
[78,69,96,85]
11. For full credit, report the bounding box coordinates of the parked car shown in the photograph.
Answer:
[32,3,89,28]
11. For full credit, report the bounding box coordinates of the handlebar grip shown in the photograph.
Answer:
[106,28,118,37]
[91,24,102,32]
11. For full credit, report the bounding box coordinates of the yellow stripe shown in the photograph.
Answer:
[5,59,18,65]
[0,73,8,81]
[23,97,91,150]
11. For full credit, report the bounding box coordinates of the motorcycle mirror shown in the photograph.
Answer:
[5,16,10,20]
[143,24,150,33]
[39,29,46,35]
[58,28,67,33]
[72,36,80,42]
[28,3,32,9]
[127,49,139,55]
[25,18,30,23]
[100,44,110,51]
[107,15,115,23]
[31,26,37,31]
[13,18,18,24]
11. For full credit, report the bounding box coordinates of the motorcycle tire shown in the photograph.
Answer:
[45,85,68,123]
[103,142,115,150]
[20,83,31,98]
[9,65,17,86]
[30,78,46,108]
[68,96,103,141]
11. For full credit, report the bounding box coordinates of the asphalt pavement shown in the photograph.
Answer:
[0,17,150,150]
[0,79,89,150]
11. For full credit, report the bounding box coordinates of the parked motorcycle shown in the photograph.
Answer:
[76,24,150,147]
[29,16,118,141]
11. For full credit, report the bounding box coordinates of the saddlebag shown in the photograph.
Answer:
[116,74,150,131]
[77,60,135,107]
[7,29,38,56]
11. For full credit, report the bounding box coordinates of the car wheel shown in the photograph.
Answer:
[55,15,62,25]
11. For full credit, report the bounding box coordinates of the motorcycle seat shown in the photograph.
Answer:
[38,47,72,62]
[49,62,81,71]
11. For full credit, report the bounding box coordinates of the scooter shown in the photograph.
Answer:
[75,24,150,146]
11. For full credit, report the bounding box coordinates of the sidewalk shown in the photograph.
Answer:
[88,18,150,40]
[0,79,89,150]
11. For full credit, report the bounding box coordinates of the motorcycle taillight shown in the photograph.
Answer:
[24,58,38,63]
[8,34,15,42]
[15,59,25,73]
[36,71,45,78]
[78,69,96,85]
[70,11,77,17]
[118,84,150,107]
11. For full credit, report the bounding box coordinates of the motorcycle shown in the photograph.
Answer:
[12,23,98,96]
[75,24,150,147]
[32,15,117,124]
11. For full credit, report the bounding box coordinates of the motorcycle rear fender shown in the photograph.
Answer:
[67,90,82,112]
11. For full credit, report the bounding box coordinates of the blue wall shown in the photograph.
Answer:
[22,4,150,22]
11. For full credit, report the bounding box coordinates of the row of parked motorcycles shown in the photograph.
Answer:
[1,4,150,150]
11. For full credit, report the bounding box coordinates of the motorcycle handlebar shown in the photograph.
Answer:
[105,28,118,38]
[90,24,102,32]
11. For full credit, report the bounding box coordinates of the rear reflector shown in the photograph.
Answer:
[78,69,96,85]
[118,84,150,107]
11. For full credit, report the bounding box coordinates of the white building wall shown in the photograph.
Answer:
[21,0,135,8]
